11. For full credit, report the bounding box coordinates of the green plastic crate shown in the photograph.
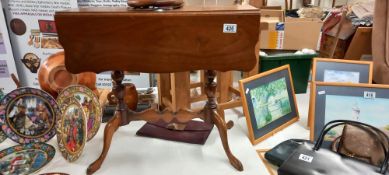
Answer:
[260,50,317,94]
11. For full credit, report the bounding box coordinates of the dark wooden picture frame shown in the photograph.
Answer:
[309,82,389,141]
[239,65,299,145]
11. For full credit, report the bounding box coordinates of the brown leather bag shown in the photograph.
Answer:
[332,124,388,166]
[127,0,183,9]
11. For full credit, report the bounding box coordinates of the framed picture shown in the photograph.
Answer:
[309,82,389,142]
[239,65,299,144]
[308,58,373,126]
[257,149,277,175]
[311,58,373,83]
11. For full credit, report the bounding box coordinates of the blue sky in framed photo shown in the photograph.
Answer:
[323,70,360,83]
[325,95,389,130]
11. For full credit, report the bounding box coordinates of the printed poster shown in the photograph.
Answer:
[77,0,151,89]
[0,2,20,93]
[78,0,128,7]
[2,0,78,88]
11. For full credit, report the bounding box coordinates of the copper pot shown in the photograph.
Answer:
[38,51,97,98]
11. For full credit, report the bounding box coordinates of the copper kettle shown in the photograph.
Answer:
[38,51,98,98]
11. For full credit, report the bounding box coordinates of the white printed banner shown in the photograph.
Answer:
[78,0,128,7]
[1,0,78,88]
[0,2,20,93]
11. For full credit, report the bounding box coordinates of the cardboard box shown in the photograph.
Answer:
[260,10,323,50]
[261,9,284,22]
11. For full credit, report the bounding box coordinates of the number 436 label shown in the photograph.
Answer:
[223,24,237,33]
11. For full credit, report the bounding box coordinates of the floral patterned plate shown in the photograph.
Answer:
[0,130,6,143]
[0,87,60,144]
[57,85,101,141]
[0,89,4,100]
[56,98,87,162]
[0,89,5,143]
[0,142,55,175]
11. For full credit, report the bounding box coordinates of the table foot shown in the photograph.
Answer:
[212,111,243,171]
[87,112,122,175]
[226,120,234,130]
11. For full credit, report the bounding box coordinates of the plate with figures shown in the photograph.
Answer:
[57,85,101,141]
[56,98,87,162]
[0,130,6,143]
[0,142,55,175]
[0,87,60,144]
[0,89,4,100]
[0,90,6,143]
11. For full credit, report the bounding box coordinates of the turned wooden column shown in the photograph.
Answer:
[111,71,129,126]
[204,70,217,124]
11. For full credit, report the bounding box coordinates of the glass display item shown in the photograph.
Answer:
[56,98,87,162]
[0,87,60,144]
[0,142,55,175]
[57,85,101,141]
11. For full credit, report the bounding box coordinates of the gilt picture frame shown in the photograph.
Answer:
[240,65,299,145]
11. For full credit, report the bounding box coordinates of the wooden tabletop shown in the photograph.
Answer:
[55,4,260,74]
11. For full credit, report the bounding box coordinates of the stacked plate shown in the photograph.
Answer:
[56,85,102,162]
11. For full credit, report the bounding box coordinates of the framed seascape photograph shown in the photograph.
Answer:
[311,58,373,83]
[239,65,299,144]
[309,82,389,143]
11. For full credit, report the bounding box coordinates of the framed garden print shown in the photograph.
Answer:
[239,65,299,144]
[311,58,373,83]
[309,82,389,142]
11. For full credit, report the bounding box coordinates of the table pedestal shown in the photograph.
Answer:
[86,70,243,174]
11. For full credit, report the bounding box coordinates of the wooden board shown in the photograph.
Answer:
[344,27,372,60]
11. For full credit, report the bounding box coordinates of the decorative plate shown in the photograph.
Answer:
[0,90,6,143]
[0,89,4,100]
[56,98,87,162]
[0,87,60,144]
[0,142,55,175]
[57,85,101,141]
[0,130,6,143]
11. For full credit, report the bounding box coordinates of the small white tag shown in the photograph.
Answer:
[364,91,376,99]
[223,24,237,33]
[318,91,325,95]
[276,31,285,49]
[245,88,249,94]
[299,154,313,163]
